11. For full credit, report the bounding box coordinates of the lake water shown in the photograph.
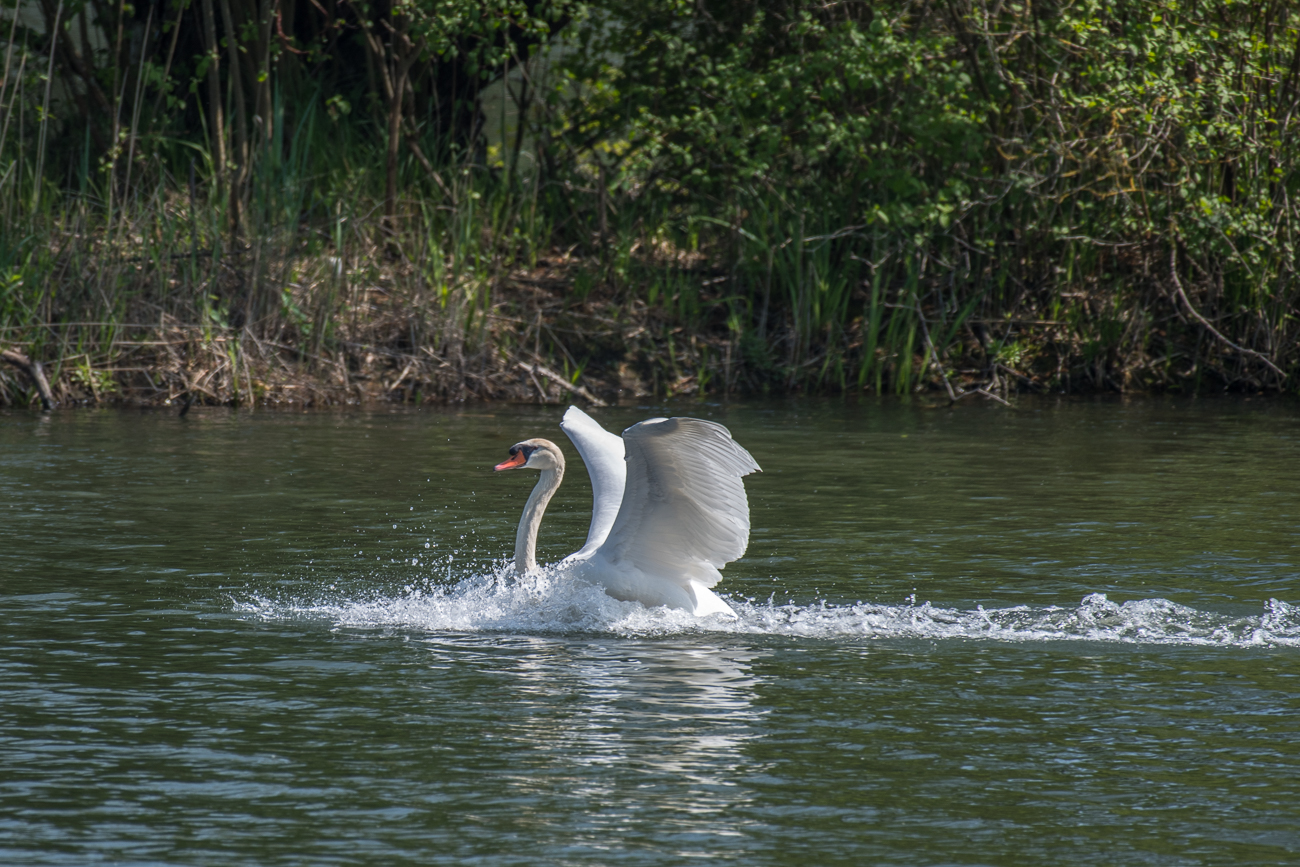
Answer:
[2,397,1298,865]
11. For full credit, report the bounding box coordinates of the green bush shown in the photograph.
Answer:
[555,0,1299,391]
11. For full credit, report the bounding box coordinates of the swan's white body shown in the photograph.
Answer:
[495,406,760,617]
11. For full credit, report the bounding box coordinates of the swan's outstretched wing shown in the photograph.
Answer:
[599,417,761,589]
[559,406,626,556]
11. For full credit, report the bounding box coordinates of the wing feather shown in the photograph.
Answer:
[599,417,761,589]
[559,406,626,556]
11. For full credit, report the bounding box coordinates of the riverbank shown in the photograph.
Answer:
[1,240,1292,411]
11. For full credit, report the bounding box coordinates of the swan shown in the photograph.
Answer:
[493,406,761,617]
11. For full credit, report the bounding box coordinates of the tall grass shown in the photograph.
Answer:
[0,67,537,405]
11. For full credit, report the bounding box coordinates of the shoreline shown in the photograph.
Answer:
[3,296,1293,414]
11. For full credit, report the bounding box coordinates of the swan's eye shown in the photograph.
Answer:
[520,444,537,459]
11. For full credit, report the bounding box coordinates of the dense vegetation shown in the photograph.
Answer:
[2,0,1298,406]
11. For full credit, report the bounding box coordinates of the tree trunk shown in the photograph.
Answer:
[385,70,405,233]
[217,0,249,233]
[199,0,226,200]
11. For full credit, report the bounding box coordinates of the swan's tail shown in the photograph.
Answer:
[688,581,737,619]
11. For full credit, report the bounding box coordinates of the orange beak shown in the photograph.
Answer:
[494,451,527,471]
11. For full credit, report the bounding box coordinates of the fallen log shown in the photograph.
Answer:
[1,349,56,410]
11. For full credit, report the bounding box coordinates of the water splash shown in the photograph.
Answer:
[235,570,1300,648]
[738,593,1300,647]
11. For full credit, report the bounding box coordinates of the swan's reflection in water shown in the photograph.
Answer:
[567,641,762,775]
[444,636,769,848]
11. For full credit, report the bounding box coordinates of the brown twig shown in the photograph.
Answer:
[974,387,1012,407]
[516,361,606,406]
[1169,246,1284,379]
[916,304,960,403]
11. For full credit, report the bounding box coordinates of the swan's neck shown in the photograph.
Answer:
[515,467,563,575]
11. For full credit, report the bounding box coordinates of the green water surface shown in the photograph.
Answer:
[2,397,1298,865]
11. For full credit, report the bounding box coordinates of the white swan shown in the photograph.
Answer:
[493,406,761,617]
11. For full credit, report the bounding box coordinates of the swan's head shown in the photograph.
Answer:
[494,438,565,473]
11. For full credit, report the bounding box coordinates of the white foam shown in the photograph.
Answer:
[234,570,1300,648]
[731,593,1300,647]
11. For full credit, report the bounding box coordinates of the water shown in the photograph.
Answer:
[2,398,1299,865]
